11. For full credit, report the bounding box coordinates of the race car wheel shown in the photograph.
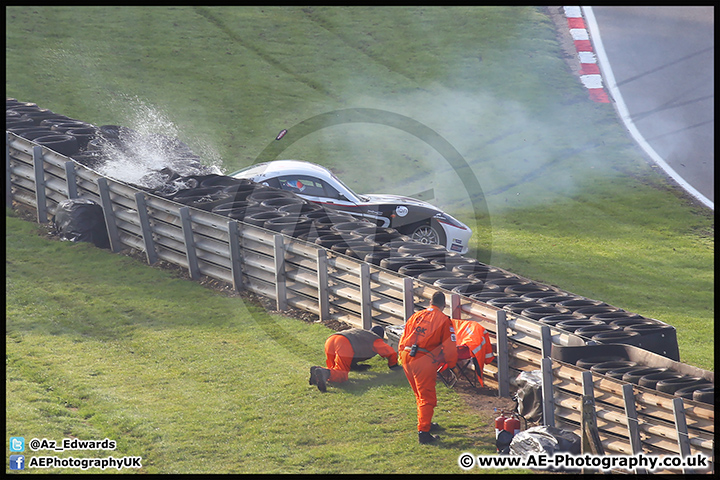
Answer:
[406,222,445,246]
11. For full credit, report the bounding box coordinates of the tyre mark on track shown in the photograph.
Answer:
[615,46,714,88]
[193,7,339,101]
[485,142,602,196]
[631,94,714,122]
[301,7,419,86]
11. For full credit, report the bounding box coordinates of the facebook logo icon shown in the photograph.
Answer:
[10,455,25,470]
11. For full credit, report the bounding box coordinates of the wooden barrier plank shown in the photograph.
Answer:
[245,275,362,329]
[140,217,234,270]
[554,392,714,456]
[329,255,409,296]
[331,269,406,303]
[556,397,632,440]
[26,143,71,170]
[103,180,139,211]
[552,362,714,433]
[556,414,635,457]
[7,160,36,186]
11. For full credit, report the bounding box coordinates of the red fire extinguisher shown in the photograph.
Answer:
[494,408,507,439]
[504,413,521,437]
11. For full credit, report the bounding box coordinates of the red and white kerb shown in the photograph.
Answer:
[564,6,610,103]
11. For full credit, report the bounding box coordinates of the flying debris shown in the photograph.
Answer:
[276,129,288,140]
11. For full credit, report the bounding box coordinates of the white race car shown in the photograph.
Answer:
[230,160,472,254]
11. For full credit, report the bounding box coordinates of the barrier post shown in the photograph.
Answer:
[672,397,695,475]
[64,161,78,199]
[580,371,605,461]
[450,293,462,319]
[228,220,243,292]
[360,262,372,330]
[273,234,287,311]
[402,276,414,321]
[179,206,200,280]
[496,309,510,398]
[32,146,48,223]
[134,192,158,265]
[540,325,552,358]
[5,133,12,207]
[541,357,555,427]
[97,177,122,252]
[622,383,648,475]
[317,248,330,322]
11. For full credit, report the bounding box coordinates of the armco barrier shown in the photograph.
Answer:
[6,131,713,474]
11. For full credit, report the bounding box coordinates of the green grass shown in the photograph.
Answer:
[5,5,714,473]
[6,211,515,474]
[487,175,713,368]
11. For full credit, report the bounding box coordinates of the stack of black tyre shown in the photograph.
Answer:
[573,356,713,405]
[7,98,100,165]
[7,98,208,177]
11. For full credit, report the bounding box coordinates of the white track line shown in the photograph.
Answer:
[582,6,714,210]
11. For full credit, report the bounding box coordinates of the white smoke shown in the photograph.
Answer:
[302,85,581,216]
[96,95,224,189]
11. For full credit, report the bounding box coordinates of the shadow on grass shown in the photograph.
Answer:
[321,368,408,396]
